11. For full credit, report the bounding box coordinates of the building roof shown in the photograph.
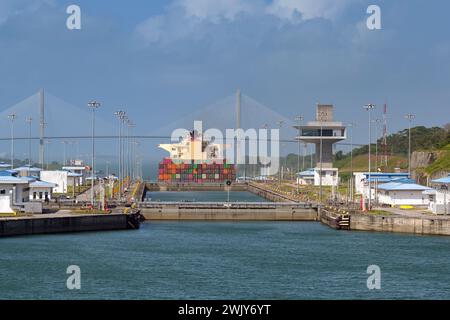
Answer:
[11,166,42,172]
[378,182,432,191]
[19,176,37,182]
[297,169,315,177]
[357,172,409,177]
[62,166,87,171]
[0,176,30,184]
[432,175,450,184]
[366,177,415,183]
[30,180,56,188]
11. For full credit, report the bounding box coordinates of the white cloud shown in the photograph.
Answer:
[175,0,256,22]
[135,15,165,43]
[266,0,358,21]
[134,0,360,45]
[0,0,54,26]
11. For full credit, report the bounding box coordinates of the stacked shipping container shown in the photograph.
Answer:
[158,158,236,183]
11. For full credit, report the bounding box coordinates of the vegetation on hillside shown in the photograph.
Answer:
[276,124,449,179]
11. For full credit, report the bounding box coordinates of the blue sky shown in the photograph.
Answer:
[0,0,449,161]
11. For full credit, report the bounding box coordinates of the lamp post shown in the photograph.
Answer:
[348,123,355,202]
[276,120,284,186]
[45,140,51,170]
[372,119,382,170]
[61,141,68,166]
[26,117,33,166]
[364,103,376,211]
[88,100,101,207]
[318,111,327,205]
[114,110,125,199]
[405,113,415,178]
[295,115,304,192]
[127,120,135,186]
[8,114,16,170]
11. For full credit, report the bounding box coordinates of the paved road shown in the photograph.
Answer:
[76,184,103,202]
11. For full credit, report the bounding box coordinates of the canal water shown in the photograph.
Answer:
[1,221,450,299]
[145,190,268,202]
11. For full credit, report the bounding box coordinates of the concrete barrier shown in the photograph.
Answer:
[0,213,141,237]
[350,214,450,236]
[141,206,317,221]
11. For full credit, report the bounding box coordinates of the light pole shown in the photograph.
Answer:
[364,103,376,211]
[45,140,51,170]
[114,110,125,199]
[348,123,355,202]
[295,115,304,192]
[88,100,101,208]
[318,111,327,205]
[276,120,284,186]
[127,120,135,186]
[61,141,68,166]
[26,117,33,166]
[372,119,382,170]
[405,113,415,178]
[8,114,16,170]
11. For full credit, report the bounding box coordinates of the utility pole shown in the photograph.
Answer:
[405,113,415,178]
[372,119,382,171]
[88,101,101,208]
[26,117,33,166]
[61,141,68,166]
[8,114,16,170]
[295,115,304,193]
[318,111,327,205]
[114,110,125,199]
[39,89,45,169]
[127,120,135,186]
[277,120,285,186]
[364,104,376,211]
[348,123,355,202]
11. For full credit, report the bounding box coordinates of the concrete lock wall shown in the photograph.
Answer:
[141,207,317,221]
[350,214,450,236]
[0,214,130,237]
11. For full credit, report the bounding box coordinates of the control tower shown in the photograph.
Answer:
[294,104,346,186]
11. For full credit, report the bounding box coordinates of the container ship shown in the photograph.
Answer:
[158,131,236,184]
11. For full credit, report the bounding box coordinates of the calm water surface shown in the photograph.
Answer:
[1,221,449,300]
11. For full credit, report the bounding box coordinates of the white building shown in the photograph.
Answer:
[353,172,410,196]
[62,166,87,185]
[40,170,69,193]
[10,166,42,178]
[29,180,56,201]
[424,174,450,214]
[377,182,431,207]
[296,169,315,185]
[0,176,30,213]
[313,168,338,186]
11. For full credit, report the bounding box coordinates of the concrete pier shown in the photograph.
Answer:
[0,212,141,237]
[350,214,450,236]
